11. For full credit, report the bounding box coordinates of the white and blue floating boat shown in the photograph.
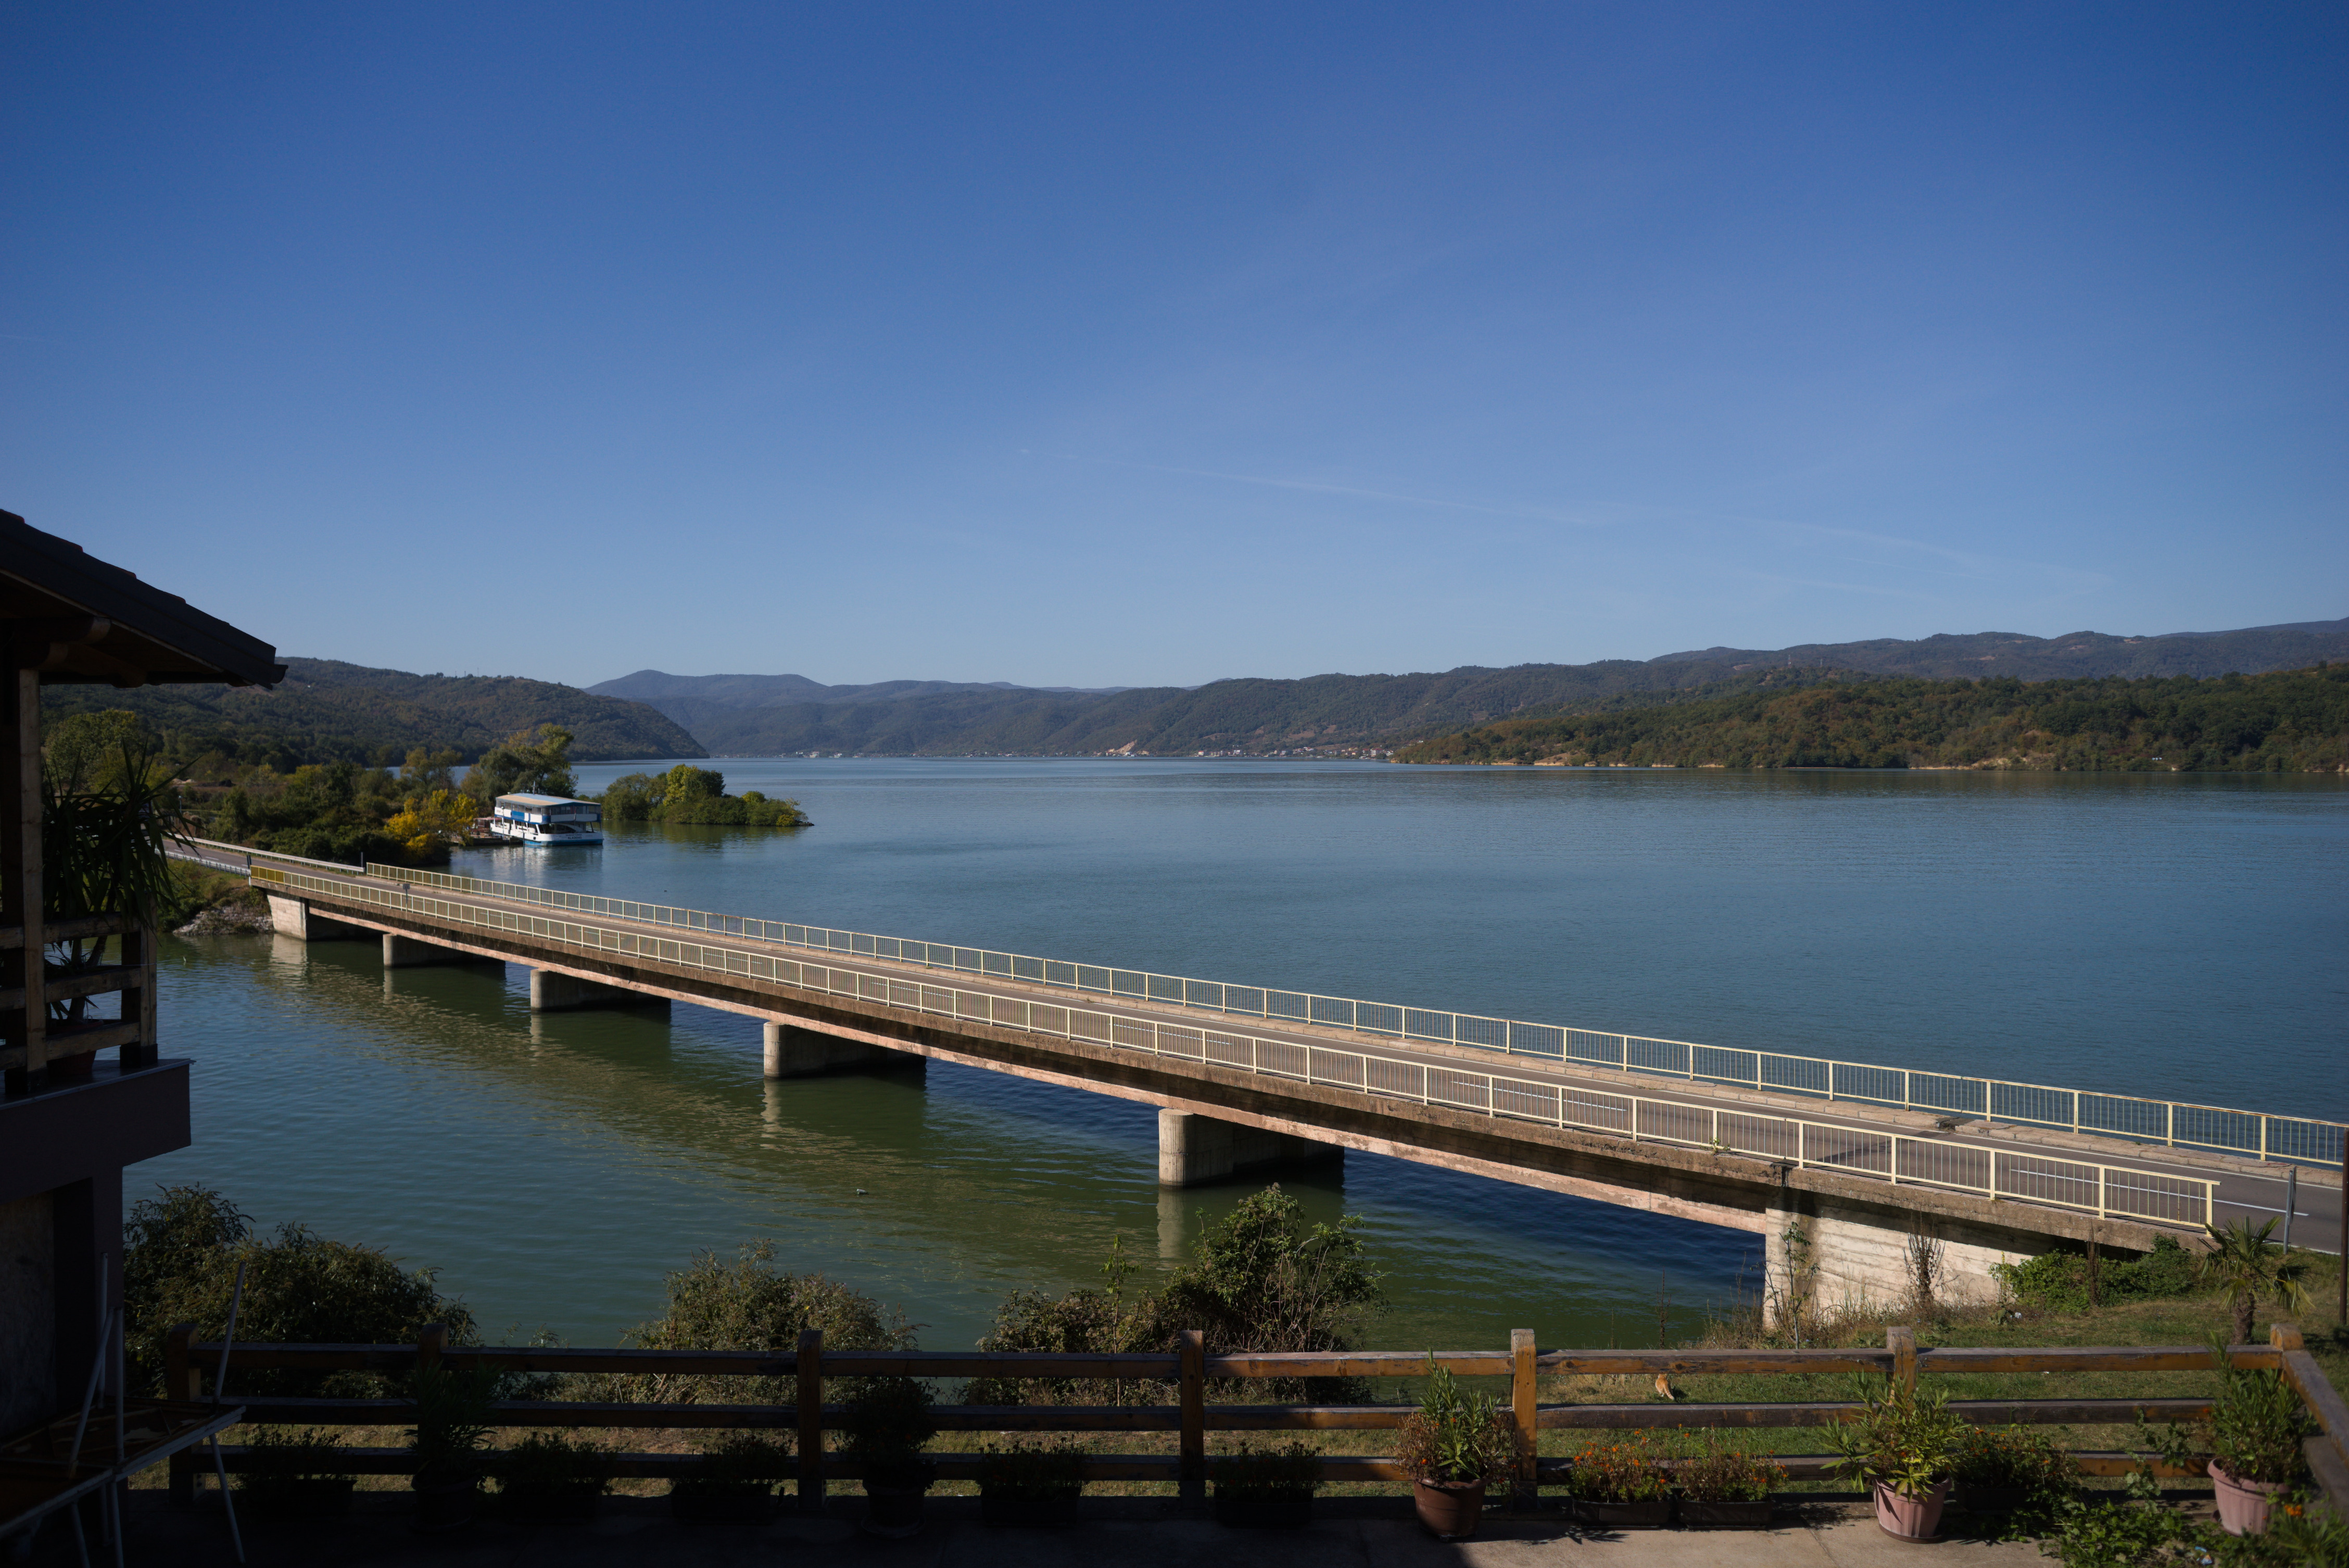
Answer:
[490,793,603,846]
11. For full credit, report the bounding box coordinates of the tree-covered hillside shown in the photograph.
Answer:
[1391,666,2349,772]
[42,657,702,776]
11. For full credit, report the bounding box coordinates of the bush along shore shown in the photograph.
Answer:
[1394,664,2349,771]
[125,1180,2349,1558]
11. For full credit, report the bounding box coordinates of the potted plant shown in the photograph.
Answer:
[1394,1355,1518,1540]
[978,1437,1087,1527]
[1209,1438,1324,1528]
[1826,1376,1963,1541]
[843,1377,939,1538]
[1951,1424,2075,1521]
[492,1430,611,1525]
[670,1432,791,1525]
[237,1426,359,1518]
[2143,1339,2313,1536]
[1564,1433,1675,1528]
[1674,1432,1786,1528]
[405,1362,499,1533]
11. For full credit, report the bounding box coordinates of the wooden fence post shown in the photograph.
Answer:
[165,1323,198,1504]
[2271,1321,2304,1351]
[1178,1329,1205,1506]
[1511,1330,1538,1509]
[417,1322,446,1372]
[1888,1326,1917,1396]
[797,1329,824,1513]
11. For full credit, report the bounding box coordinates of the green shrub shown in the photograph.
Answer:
[124,1184,475,1396]
[1992,1235,2199,1313]
[494,1430,610,1497]
[590,1241,913,1406]
[978,1437,1086,1501]
[1674,1432,1787,1502]
[236,1427,357,1512]
[672,1432,793,1499]
[1210,1438,1324,1499]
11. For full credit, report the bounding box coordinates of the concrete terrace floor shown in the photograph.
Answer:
[26,1494,2075,1567]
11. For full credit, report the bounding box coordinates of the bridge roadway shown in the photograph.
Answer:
[250,857,2341,1311]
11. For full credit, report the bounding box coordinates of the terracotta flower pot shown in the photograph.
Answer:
[670,1484,777,1525]
[1960,1484,2028,1516]
[1213,1488,1314,1528]
[863,1483,927,1538]
[411,1473,479,1534]
[1678,1498,1773,1528]
[496,1481,603,1525]
[1412,1477,1485,1539]
[980,1493,1080,1527]
[2209,1462,2286,1537]
[1873,1480,1949,1541]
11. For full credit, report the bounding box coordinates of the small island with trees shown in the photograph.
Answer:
[598,765,811,827]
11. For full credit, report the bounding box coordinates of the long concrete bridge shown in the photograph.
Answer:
[183,841,2343,1321]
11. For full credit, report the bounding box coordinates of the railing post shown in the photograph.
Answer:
[165,1323,199,1504]
[2271,1321,2304,1351]
[1888,1326,1917,1396]
[1177,1329,1205,1506]
[797,1329,824,1513]
[1511,1329,1538,1509]
[417,1322,446,1372]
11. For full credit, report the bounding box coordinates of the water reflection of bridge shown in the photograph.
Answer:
[193,841,2342,1320]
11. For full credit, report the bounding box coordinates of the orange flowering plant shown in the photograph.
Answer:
[1564,1432,1674,1503]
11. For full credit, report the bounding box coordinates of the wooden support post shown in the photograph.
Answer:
[1178,1329,1205,1506]
[165,1323,198,1503]
[417,1322,446,1372]
[2339,1142,2346,1328]
[2087,1232,2101,1310]
[2272,1321,2305,1351]
[2,665,43,1093]
[1889,1326,1918,1396]
[1511,1329,1538,1509]
[797,1329,823,1513]
[119,904,157,1069]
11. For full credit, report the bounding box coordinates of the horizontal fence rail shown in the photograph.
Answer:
[160,1329,2341,1499]
[247,863,2218,1229]
[252,844,2336,1169]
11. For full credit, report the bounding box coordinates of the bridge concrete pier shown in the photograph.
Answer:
[531,969,667,1013]
[762,1021,917,1079]
[1158,1108,1343,1188]
[382,932,503,970]
[264,896,370,942]
[1764,1186,2050,1328]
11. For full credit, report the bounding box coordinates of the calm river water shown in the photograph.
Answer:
[146,761,2346,1352]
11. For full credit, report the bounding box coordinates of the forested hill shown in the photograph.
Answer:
[1390,666,2349,772]
[598,617,2346,757]
[42,658,704,773]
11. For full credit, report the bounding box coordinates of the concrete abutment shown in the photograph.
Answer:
[1157,1108,1344,1187]
[264,895,370,943]
[1763,1186,2061,1327]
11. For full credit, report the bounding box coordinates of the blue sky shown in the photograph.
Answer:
[5,3,2341,689]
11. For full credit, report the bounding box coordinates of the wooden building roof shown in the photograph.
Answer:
[1,510,284,688]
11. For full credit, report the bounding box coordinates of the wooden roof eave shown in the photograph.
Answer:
[1,511,285,688]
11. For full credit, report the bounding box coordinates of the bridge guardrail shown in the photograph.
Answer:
[252,862,2216,1230]
[314,850,2345,1171]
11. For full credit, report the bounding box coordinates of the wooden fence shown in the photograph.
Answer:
[165,1323,2349,1510]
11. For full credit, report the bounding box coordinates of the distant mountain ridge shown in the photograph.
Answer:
[44,656,704,769]
[592,617,2346,757]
